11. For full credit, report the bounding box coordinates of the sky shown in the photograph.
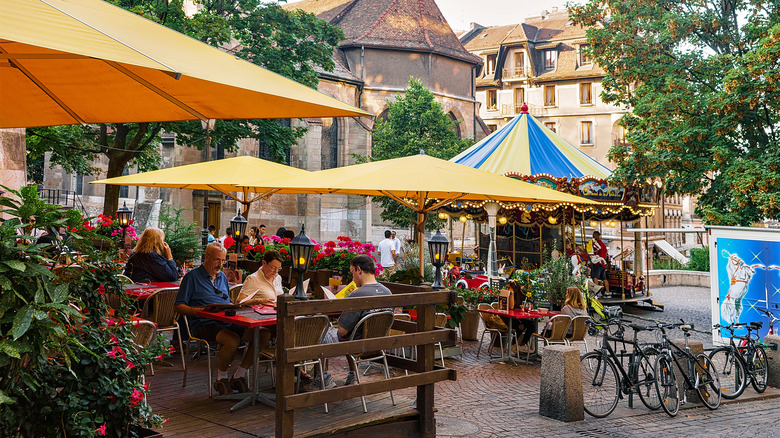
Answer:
[435,0,572,31]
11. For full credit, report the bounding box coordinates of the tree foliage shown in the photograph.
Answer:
[570,0,780,225]
[370,78,473,228]
[28,0,343,215]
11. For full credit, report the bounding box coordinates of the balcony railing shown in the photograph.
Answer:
[502,67,531,79]
[500,103,547,117]
[38,188,85,212]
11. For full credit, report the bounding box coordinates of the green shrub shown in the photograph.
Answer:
[158,207,203,268]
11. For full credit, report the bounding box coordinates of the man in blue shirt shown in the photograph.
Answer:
[174,242,270,395]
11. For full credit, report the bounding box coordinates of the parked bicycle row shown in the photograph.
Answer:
[580,307,779,418]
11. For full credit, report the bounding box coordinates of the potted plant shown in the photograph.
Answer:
[457,286,499,340]
[158,207,203,270]
[540,253,576,309]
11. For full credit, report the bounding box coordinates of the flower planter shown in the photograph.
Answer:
[460,310,480,341]
[130,425,162,438]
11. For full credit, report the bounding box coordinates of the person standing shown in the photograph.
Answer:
[589,231,610,295]
[391,231,402,264]
[377,230,396,273]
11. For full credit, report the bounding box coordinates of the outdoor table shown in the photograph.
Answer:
[477,307,560,364]
[196,305,277,412]
[123,281,180,300]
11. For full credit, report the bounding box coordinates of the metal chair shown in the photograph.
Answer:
[181,315,217,397]
[565,315,591,351]
[388,313,414,372]
[476,303,517,359]
[434,312,448,367]
[117,274,134,284]
[140,287,185,374]
[229,283,243,303]
[528,314,572,362]
[292,315,331,412]
[129,319,157,406]
[347,310,396,413]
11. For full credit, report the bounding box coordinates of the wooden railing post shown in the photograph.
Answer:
[416,302,435,437]
[275,294,295,438]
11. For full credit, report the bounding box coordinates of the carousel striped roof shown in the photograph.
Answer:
[451,108,612,180]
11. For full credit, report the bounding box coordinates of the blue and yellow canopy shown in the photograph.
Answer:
[451,111,612,179]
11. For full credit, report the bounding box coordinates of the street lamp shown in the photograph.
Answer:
[116,201,132,249]
[229,210,247,255]
[289,224,315,300]
[428,229,449,290]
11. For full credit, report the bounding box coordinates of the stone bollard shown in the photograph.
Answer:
[764,334,780,389]
[539,345,584,422]
[671,338,704,403]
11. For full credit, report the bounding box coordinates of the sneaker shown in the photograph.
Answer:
[306,372,335,392]
[230,376,249,393]
[213,378,231,396]
[341,371,357,387]
[299,370,313,383]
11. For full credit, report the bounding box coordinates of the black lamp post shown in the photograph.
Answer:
[428,229,449,290]
[229,210,248,255]
[289,224,315,300]
[116,201,132,249]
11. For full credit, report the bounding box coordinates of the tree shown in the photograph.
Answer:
[570,0,780,225]
[27,0,342,215]
[371,78,473,228]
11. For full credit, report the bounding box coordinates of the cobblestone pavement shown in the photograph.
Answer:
[432,286,780,437]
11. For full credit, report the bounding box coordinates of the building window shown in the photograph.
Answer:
[515,51,525,75]
[488,124,498,133]
[514,88,525,111]
[544,85,556,107]
[544,122,556,133]
[448,112,462,138]
[161,135,175,147]
[581,121,593,145]
[321,118,338,170]
[544,49,556,70]
[119,166,129,198]
[486,54,497,75]
[579,44,592,65]
[75,174,84,196]
[580,83,592,105]
[487,90,497,110]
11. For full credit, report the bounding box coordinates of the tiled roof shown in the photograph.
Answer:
[286,0,480,64]
[533,43,604,82]
[313,51,363,83]
[462,24,518,51]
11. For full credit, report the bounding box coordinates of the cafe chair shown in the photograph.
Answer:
[129,319,157,406]
[476,303,517,360]
[292,315,331,412]
[528,314,572,362]
[141,287,185,375]
[181,315,216,398]
[117,274,134,284]
[347,310,396,413]
[434,312,448,367]
[565,315,591,352]
[229,283,243,303]
[389,313,414,371]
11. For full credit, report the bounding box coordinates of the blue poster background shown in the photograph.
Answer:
[717,238,780,338]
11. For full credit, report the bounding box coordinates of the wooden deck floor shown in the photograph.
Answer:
[146,354,417,437]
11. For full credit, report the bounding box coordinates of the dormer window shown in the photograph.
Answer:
[543,49,556,70]
[486,54,497,75]
[579,44,592,66]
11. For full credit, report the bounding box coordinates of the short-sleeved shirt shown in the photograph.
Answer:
[240,269,283,303]
[392,237,402,254]
[377,238,395,267]
[337,283,392,341]
[175,265,231,334]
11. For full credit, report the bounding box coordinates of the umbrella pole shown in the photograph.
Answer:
[417,194,426,278]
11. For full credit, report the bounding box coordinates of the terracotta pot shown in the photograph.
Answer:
[460,310,480,341]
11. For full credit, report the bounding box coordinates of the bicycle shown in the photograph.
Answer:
[653,321,721,416]
[757,308,780,335]
[709,321,768,399]
[580,318,661,417]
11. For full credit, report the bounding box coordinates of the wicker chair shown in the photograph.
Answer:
[229,283,243,303]
[565,315,591,351]
[140,287,184,374]
[129,319,157,406]
[388,313,414,372]
[528,314,572,362]
[434,312,448,367]
[347,310,396,413]
[476,303,517,359]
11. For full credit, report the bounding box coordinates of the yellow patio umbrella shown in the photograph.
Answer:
[0,0,370,128]
[242,153,597,275]
[91,156,306,216]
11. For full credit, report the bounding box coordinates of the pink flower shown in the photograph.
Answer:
[109,334,118,344]
[106,317,116,326]
[95,423,107,436]
[107,346,126,360]
[129,389,144,407]
[125,360,135,370]
[168,345,176,354]
[143,381,150,391]
[162,418,169,424]
[97,285,106,295]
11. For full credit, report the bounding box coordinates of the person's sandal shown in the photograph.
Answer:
[213,378,232,396]
[230,376,249,393]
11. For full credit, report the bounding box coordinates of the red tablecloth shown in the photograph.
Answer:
[123,282,180,299]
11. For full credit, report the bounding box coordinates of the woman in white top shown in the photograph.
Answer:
[238,250,284,305]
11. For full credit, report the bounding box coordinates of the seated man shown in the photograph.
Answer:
[315,255,392,388]
[237,249,284,305]
[174,242,271,395]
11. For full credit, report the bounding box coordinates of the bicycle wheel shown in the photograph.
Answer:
[654,353,679,416]
[709,347,746,399]
[694,353,721,409]
[580,351,620,418]
[636,348,661,410]
[750,346,768,393]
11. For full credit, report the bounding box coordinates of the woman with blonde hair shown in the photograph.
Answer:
[562,286,587,317]
[123,227,179,283]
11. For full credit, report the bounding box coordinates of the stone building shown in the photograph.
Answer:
[40,0,484,245]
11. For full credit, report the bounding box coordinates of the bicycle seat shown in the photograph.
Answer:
[629,324,653,332]
[680,324,693,331]
[748,321,763,330]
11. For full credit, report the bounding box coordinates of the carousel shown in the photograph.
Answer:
[445,104,662,308]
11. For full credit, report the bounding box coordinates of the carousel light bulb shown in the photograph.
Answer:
[549,216,558,224]
[590,221,598,227]
[499,217,507,225]
[459,215,467,223]
[438,212,448,220]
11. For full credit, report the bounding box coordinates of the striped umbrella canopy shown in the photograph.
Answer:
[451,107,612,179]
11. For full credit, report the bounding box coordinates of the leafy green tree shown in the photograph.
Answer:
[570,0,780,225]
[370,78,473,228]
[28,0,342,215]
